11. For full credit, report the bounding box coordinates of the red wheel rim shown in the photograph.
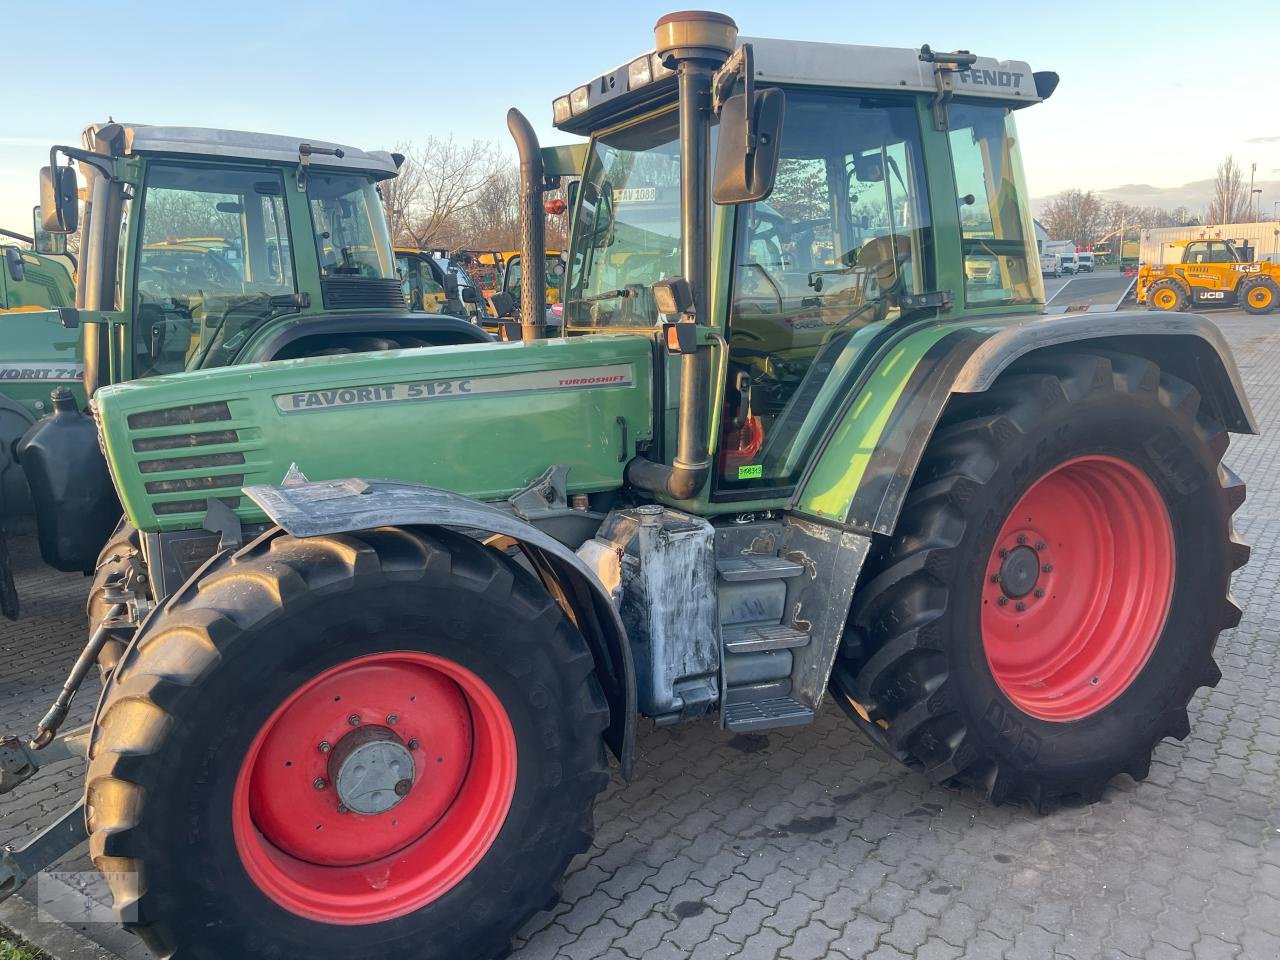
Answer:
[980,455,1175,722]
[232,652,517,924]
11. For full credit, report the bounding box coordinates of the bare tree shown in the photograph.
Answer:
[382,137,504,250]
[1208,155,1249,225]
[1041,188,1106,248]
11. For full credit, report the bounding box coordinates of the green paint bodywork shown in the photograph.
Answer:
[97,335,654,532]
[0,248,75,312]
[92,85,1058,539]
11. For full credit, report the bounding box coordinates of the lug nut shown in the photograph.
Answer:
[408,739,420,750]
[348,714,361,727]
[1017,534,1028,545]
[997,596,1009,606]
[394,779,413,797]
[387,714,398,726]
[990,573,1001,583]
[337,803,349,814]
[999,548,1009,559]
[1034,541,1046,551]
[313,778,327,790]
[1042,563,1054,573]
[1034,588,1045,598]
[1015,601,1026,612]
[318,741,331,753]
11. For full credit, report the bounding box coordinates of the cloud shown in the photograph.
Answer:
[1247,135,1280,144]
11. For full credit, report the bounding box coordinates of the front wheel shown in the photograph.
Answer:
[86,526,609,960]
[1240,276,1279,315]
[1146,279,1186,311]
[836,351,1248,809]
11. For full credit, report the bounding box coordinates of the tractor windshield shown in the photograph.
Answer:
[133,163,296,377]
[564,109,692,328]
[307,173,396,282]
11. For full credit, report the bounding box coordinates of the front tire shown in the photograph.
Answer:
[834,351,1248,809]
[1240,276,1279,315]
[86,526,609,960]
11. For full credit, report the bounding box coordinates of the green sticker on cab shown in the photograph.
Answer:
[737,464,763,480]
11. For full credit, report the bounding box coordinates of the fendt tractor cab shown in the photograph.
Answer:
[0,123,491,613]
[0,13,1253,960]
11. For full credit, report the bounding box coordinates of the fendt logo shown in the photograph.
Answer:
[957,69,1023,90]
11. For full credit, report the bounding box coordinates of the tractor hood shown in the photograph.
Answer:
[93,336,655,533]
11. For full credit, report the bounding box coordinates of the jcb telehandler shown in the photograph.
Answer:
[1139,237,1280,314]
[0,124,492,616]
[0,13,1252,960]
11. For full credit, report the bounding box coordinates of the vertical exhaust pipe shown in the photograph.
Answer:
[507,108,547,342]
[625,10,737,501]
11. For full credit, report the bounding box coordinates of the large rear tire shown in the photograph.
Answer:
[85,526,609,960]
[834,351,1248,810]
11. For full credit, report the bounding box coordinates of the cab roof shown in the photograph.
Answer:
[554,36,1049,136]
[82,122,402,180]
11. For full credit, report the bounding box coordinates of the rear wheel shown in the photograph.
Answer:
[1147,279,1186,311]
[836,351,1247,809]
[1240,276,1279,315]
[86,526,609,960]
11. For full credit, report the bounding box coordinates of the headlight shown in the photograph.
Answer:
[552,96,572,125]
[628,55,652,89]
[569,85,590,116]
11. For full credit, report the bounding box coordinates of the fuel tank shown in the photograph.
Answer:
[17,387,120,572]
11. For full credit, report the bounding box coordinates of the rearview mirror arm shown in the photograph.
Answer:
[712,43,757,158]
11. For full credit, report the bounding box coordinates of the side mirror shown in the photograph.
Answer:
[460,285,480,305]
[5,247,25,283]
[39,166,78,234]
[32,207,67,255]
[712,88,785,205]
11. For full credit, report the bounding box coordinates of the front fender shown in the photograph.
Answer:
[242,478,636,776]
[795,310,1255,536]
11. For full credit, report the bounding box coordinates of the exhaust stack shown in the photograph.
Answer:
[626,10,737,501]
[507,109,547,342]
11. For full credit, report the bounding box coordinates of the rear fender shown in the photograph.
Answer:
[240,478,636,776]
[796,310,1255,536]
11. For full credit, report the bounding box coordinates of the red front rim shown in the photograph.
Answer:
[980,455,1175,722]
[232,652,517,924]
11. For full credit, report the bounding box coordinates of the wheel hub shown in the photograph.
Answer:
[998,545,1040,599]
[329,725,416,815]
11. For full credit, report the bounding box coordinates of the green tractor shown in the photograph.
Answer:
[0,219,76,315]
[0,12,1252,960]
[0,123,491,616]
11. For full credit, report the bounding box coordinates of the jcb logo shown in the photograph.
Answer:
[1198,291,1227,300]
[1233,264,1262,273]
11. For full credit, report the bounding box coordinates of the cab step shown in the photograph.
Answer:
[716,555,804,581]
[723,695,815,731]
[722,621,810,653]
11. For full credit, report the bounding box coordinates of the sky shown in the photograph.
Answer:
[3,0,1278,230]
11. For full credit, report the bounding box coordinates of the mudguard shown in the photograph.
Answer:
[241,478,637,776]
[796,309,1256,536]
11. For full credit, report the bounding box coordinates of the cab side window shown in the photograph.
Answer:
[719,92,933,491]
[948,102,1036,305]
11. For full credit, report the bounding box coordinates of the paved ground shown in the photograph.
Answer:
[2,308,1279,960]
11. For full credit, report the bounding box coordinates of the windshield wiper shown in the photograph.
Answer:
[569,287,637,306]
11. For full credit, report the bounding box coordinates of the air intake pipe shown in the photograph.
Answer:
[625,10,737,502]
[507,108,547,342]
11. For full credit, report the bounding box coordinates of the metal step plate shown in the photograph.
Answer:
[723,696,815,732]
[723,622,811,653]
[716,555,804,582]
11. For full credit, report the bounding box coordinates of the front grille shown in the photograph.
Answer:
[321,277,404,309]
[154,495,241,516]
[133,430,239,452]
[138,452,245,474]
[127,402,232,429]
